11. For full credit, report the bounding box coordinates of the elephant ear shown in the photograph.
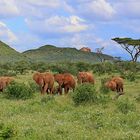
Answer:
[33,73,44,86]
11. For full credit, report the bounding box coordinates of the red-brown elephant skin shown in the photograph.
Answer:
[77,72,95,84]
[105,80,117,91]
[0,77,14,92]
[105,76,124,92]
[111,76,124,93]
[54,73,76,95]
[105,76,124,99]
[33,72,54,95]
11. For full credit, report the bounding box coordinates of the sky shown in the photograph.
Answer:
[0,0,140,60]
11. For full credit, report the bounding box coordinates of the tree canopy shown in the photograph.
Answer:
[112,37,140,62]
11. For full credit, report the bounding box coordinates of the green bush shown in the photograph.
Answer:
[126,72,136,82]
[120,71,136,82]
[0,123,16,139]
[99,78,110,94]
[0,69,8,76]
[28,81,40,93]
[135,94,140,102]
[72,83,97,105]
[116,99,136,114]
[4,82,34,100]
[92,64,106,75]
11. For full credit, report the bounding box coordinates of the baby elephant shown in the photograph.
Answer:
[77,72,95,84]
[105,76,124,99]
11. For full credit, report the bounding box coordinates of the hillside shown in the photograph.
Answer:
[0,41,27,63]
[23,45,114,63]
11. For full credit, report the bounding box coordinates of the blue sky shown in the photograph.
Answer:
[0,0,140,60]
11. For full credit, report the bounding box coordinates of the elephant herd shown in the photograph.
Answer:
[0,72,124,98]
[33,71,124,97]
[33,72,95,95]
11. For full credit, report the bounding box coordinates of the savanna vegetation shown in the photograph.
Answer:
[0,61,140,140]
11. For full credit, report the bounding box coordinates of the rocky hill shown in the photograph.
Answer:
[23,45,114,63]
[0,41,27,64]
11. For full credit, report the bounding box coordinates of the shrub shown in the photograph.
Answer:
[135,94,140,102]
[28,81,39,93]
[92,64,106,75]
[72,83,97,105]
[99,78,110,94]
[126,72,136,82]
[4,81,34,100]
[0,123,16,139]
[0,69,8,76]
[116,98,136,114]
[120,71,136,82]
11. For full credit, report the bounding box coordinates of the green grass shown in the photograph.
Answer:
[0,73,140,139]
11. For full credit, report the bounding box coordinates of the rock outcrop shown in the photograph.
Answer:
[80,47,91,52]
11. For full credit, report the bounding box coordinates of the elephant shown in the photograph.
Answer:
[77,72,95,84]
[105,76,124,99]
[33,72,54,95]
[105,80,117,91]
[54,73,76,95]
[111,76,124,93]
[0,77,14,92]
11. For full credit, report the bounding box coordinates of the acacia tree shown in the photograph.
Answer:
[112,37,140,62]
[95,47,105,62]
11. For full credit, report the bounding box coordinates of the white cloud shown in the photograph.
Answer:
[113,0,140,19]
[77,0,116,20]
[25,0,60,7]
[25,15,88,34]
[55,33,112,52]
[0,21,17,43]
[0,0,74,19]
[0,0,19,18]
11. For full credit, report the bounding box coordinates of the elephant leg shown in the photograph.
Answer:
[119,87,124,96]
[67,87,70,94]
[46,88,50,94]
[58,86,62,95]
[43,84,49,94]
[40,86,44,95]
[64,87,67,94]
[121,86,124,93]
[64,85,69,94]
[116,84,119,92]
[0,89,3,92]
[60,87,63,95]
[50,87,54,95]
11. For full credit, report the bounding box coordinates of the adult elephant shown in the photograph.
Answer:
[77,72,95,84]
[33,72,54,95]
[0,77,14,92]
[54,73,76,95]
